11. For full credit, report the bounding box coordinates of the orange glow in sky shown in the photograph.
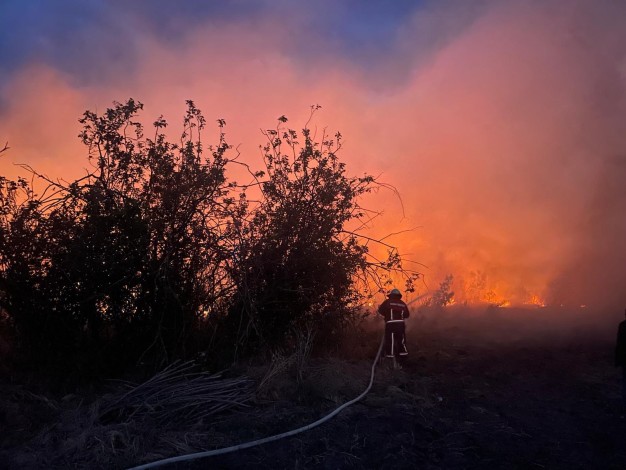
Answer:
[2,0,626,310]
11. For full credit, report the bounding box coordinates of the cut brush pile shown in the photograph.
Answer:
[99,361,255,425]
[0,361,256,469]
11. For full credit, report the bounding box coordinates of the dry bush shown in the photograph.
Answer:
[255,322,319,399]
[256,351,296,398]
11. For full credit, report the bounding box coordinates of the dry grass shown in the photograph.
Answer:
[4,306,623,469]
[1,361,257,469]
[99,360,254,425]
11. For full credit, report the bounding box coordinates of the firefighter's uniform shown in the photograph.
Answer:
[377,292,410,359]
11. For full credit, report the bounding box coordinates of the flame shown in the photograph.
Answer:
[525,294,546,308]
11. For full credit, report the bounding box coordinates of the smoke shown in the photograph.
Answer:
[389,0,626,311]
[1,0,625,311]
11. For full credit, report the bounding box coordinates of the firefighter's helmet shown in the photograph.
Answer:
[388,288,402,298]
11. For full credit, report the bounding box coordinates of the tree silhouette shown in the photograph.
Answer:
[0,100,419,377]
[0,100,236,374]
[226,111,375,353]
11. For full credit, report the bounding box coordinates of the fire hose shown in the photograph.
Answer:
[128,333,385,469]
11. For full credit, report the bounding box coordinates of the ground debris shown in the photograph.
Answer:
[99,360,255,425]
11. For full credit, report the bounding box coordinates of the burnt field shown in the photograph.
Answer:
[2,306,625,469]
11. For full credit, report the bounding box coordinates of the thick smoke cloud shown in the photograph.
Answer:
[1,0,625,311]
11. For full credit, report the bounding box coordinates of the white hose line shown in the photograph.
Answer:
[128,334,385,470]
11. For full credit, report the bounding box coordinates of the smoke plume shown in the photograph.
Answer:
[1,0,625,311]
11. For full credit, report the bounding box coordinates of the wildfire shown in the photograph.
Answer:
[382,270,574,310]
[525,294,546,308]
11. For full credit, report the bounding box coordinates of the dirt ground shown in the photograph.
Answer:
[2,306,625,469]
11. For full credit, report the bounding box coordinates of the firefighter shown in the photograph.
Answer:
[377,288,410,369]
[615,308,626,416]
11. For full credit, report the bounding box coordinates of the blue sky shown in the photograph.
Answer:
[0,0,430,86]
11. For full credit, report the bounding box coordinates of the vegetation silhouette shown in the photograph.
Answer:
[0,99,419,380]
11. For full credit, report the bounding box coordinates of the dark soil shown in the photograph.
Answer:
[2,307,625,469]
